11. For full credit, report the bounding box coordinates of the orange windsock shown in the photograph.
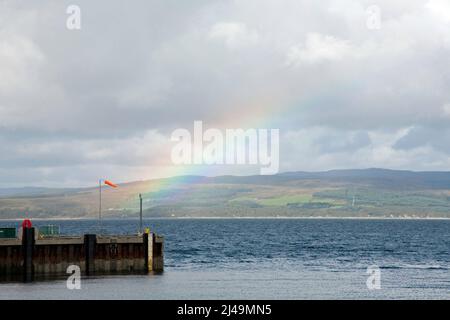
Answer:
[104,180,118,188]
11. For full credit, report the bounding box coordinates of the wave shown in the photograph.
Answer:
[381,264,448,270]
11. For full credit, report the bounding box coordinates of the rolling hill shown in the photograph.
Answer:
[0,169,449,219]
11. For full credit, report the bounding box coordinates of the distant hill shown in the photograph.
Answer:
[0,169,449,219]
[207,168,450,189]
[0,187,82,198]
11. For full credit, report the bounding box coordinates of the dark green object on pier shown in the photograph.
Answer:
[0,228,16,238]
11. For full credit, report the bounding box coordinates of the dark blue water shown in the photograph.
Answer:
[0,218,449,299]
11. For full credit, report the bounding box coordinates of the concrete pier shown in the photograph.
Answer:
[0,228,164,281]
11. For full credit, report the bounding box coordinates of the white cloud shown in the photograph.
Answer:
[286,33,353,66]
[425,0,450,23]
[0,33,44,92]
[443,103,450,117]
[208,22,260,49]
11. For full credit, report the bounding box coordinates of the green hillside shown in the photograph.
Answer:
[0,169,449,219]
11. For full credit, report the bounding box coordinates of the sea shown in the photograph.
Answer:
[0,218,449,299]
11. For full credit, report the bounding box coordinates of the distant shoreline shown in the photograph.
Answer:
[0,216,449,221]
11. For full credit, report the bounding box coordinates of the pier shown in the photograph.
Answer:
[0,227,164,281]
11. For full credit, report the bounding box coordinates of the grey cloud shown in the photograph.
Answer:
[394,126,450,153]
[314,130,371,153]
[1,0,450,186]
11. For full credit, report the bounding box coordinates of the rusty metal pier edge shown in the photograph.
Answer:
[0,227,164,281]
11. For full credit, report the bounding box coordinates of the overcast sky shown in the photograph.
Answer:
[1,0,450,187]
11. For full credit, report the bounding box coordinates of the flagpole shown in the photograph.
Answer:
[99,179,102,233]
[139,193,143,234]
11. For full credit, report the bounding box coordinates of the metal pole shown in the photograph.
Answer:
[99,179,102,233]
[139,193,143,233]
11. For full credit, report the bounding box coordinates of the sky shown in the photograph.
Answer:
[1,0,450,187]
